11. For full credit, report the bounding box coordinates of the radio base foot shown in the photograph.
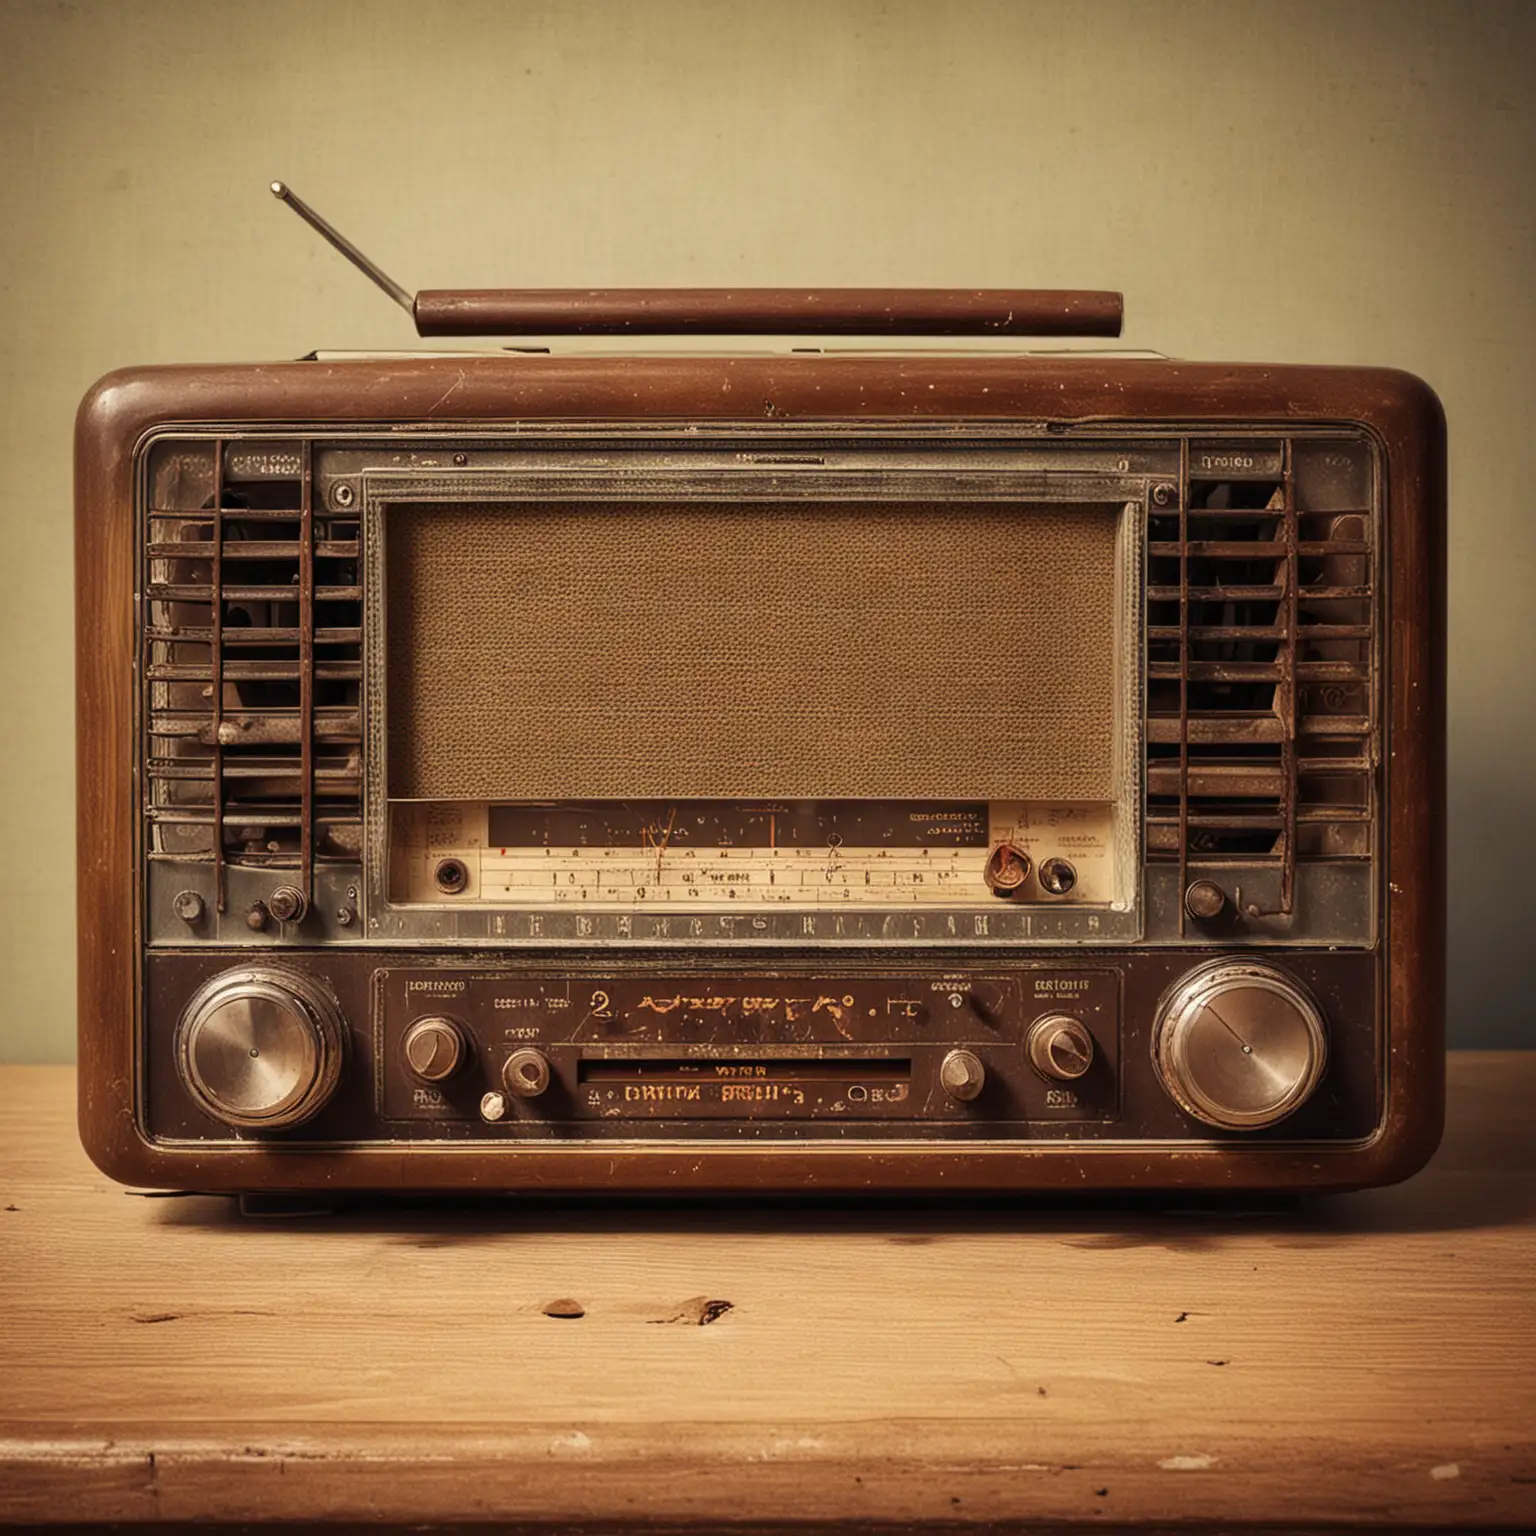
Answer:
[237,1193,344,1219]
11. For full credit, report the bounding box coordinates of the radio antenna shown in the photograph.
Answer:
[268,178,1123,339]
[270,181,414,316]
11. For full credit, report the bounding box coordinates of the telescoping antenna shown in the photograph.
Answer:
[270,180,1124,340]
[270,182,413,316]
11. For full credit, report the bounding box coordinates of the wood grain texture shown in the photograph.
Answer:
[1,1054,1531,1530]
[410,287,1124,337]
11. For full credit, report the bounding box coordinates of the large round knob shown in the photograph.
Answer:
[176,969,345,1130]
[1153,960,1326,1130]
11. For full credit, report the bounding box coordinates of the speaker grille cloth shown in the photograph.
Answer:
[386,501,1118,801]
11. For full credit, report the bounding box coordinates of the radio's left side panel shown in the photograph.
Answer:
[76,371,157,1183]
[74,374,367,1186]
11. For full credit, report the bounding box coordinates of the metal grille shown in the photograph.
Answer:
[142,439,364,911]
[384,499,1122,804]
[1145,438,1376,931]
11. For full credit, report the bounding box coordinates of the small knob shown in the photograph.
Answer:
[1038,857,1077,896]
[966,981,1008,1027]
[1154,960,1327,1130]
[1027,1015,1095,1080]
[176,968,345,1130]
[267,885,309,924]
[983,843,1031,896]
[403,1017,467,1082]
[1184,879,1228,922]
[434,857,470,894]
[503,1047,552,1098]
[939,1048,986,1102]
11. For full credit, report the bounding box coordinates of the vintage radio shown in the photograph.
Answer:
[75,187,1445,1196]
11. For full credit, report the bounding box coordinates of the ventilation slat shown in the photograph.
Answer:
[147,761,361,784]
[1297,714,1371,738]
[1150,660,1369,682]
[1149,623,1372,642]
[146,626,362,646]
[148,710,362,744]
[146,661,362,684]
[1149,538,1369,558]
[148,844,361,867]
[149,505,306,521]
[1148,811,1286,831]
[149,809,364,830]
[146,582,361,602]
[1148,764,1286,796]
[1146,716,1285,745]
[1148,584,1372,602]
[147,540,358,560]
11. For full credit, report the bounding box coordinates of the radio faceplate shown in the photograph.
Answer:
[372,966,1123,1125]
[140,948,1382,1148]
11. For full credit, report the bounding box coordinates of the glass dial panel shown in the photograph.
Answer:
[388,798,1119,909]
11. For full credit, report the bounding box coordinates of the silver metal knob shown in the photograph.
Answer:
[1153,960,1327,1131]
[175,968,345,1130]
[1027,1015,1095,1081]
[939,1048,987,1102]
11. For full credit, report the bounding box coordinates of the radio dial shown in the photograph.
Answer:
[1027,1016,1095,1081]
[403,1017,467,1082]
[1153,961,1327,1131]
[939,1048,987,1102]
[176,969,345,1131]
[983,843,1031,896]
[504,1047,553,1099]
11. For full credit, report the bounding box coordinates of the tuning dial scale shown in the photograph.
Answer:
[1152,960,1328,1131]
[175,968,346,1131]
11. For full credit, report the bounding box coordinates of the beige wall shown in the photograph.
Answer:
[1,0,1531,1060]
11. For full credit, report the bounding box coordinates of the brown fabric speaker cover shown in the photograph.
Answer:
[386,501,1119,802]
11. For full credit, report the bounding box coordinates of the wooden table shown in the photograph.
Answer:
[1,1055,1533,1531]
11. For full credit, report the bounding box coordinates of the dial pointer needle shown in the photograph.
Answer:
[1204,1000,1254,1056]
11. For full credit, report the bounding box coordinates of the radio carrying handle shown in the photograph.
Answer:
[272,182,1123,340]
